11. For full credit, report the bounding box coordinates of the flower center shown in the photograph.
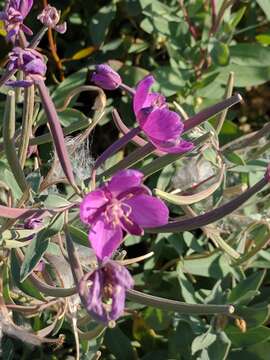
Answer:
[104,199,132,227]
[151,95,164,109]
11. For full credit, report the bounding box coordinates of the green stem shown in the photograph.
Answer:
[215,72,234,134]
[18,85,35,168]
[3,91,28,192]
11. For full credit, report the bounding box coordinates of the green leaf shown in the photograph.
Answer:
[57,108,89,127]
[20,234,49,282]
[230,43,270,67]
[20,214,64,281]
[208,332,231,360]
[257,0,270,20]
[10,250,44,300]
[180,253,231,278]
[211,41,230,66]
[44,194,72,208]
[104,326,134,360]
[67,225,89,247]
[236,306,270,328]
[191,328,217,355]
[228,270,266,305]
[216,64,270,87]
[226,325,270,347]
[256,33,270,45]
[89,4,116,46]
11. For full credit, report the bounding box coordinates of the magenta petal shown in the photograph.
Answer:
[125,194,169,228]
[143,108,183,143]
[107,169,144,196]
[120,216,144,236]
[154,139,194,154]
[80,189,108,224]
[89,218,123,260]
[133,75,154,115]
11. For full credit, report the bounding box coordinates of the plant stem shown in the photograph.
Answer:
[18,85,35,168]
[127,289,234,315]
[146,176,268,233]
[3,91,28,193]
[36,80,79,194]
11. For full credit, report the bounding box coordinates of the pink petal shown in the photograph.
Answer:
[153,139,194,154]
[125,194,169,228]
[143,108,183,143]
[133,75,154,115]
[19,0,33,18]
[120,216,144,236]
[80,189,108,224]
[89,218,123,260]
[107,169,144,196]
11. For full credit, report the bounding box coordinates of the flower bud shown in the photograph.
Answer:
[37,5,67,34]
[91,64,122,90]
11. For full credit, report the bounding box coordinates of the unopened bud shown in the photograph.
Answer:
[91,64,122,90]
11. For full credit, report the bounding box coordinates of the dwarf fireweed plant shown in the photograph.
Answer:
[0,1,270,358]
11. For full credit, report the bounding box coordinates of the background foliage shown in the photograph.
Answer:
[1,0,270,359]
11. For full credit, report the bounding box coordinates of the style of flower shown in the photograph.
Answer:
[133,75,194,153]
[79,259,133,323]
[0,0,33,42]
[6,47,47,87]
[37,5,67,34]
[80,169,169,260]
[91,64,122,90]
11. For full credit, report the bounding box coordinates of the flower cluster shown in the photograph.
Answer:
[6,47,47,87]
[79,169,169,322]
[0,0,33,42]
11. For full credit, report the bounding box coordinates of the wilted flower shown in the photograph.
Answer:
[6,47,47,87]
[133,75,194,153]
[24,216,43,230]
[0,0,33,42]
[91,64,122,90]
[24,215,43,240]
[80,169,169,260]
[37,5,67,34]
[79,259,133,323]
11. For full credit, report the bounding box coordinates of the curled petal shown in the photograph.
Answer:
[89,218,123,260]
[125,194,169,228]
[82,261,133,323]
[120,216,144,236]
[152,139,194,154]
[133,75,154,116]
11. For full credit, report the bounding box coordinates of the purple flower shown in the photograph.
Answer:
[37,5,67,34]
[79,259,133,323]
[0,0,33,42]
[6,47,47,87]
[133,75,194,153]
[80,169,169,260]
[91,64,122,90]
